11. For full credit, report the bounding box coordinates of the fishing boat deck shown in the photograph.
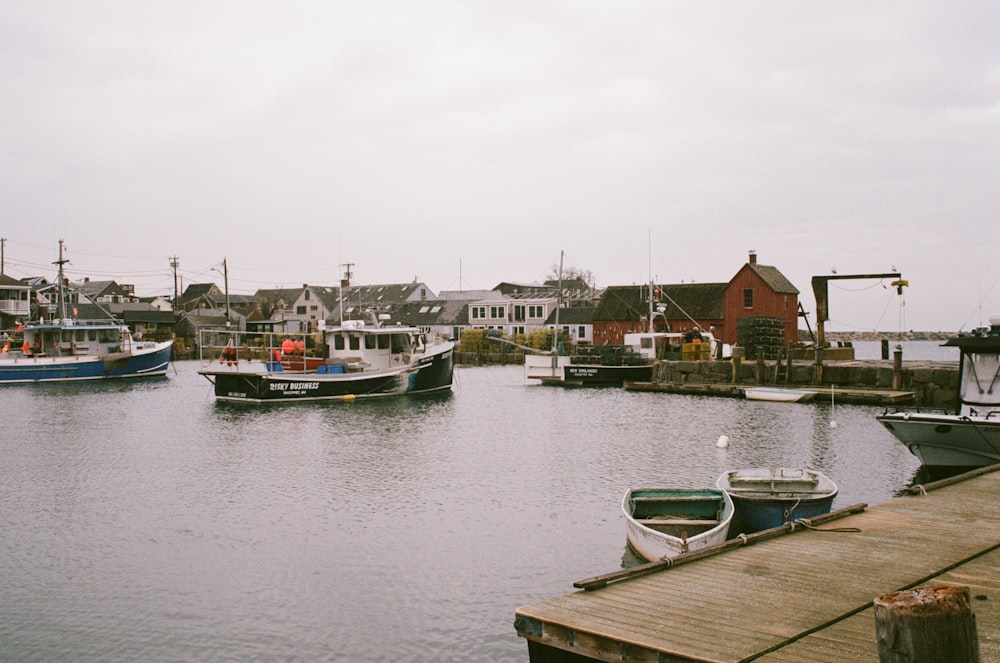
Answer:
[514,466,1000,662]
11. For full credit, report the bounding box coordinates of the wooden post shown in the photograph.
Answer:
[892,347,903,390]
[813,346,823,386]
[785,344,793,385]
[755,348,765,384]
[874,585,980,662]
[731,346,743,384]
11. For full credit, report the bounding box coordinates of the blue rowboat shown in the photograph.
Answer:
[717,467,838,535]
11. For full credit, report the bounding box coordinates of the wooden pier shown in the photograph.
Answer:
[514,466,1000,662]
[624,380,916,405]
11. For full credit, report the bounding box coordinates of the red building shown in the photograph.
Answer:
[591,251,799,347]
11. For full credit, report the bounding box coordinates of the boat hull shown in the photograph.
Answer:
[744,387,815,402]
[0,342,173,384]
[205,346,454,403]
[562,364,653,386]
[623,488,733,562]
[717,468,838,535]
[876,412,1000,468]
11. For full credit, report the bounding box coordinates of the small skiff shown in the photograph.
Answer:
[743,386,816,402]
[717,467,838,535]
[622,487,734,562]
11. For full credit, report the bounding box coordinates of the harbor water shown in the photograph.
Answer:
[0,344,949,662]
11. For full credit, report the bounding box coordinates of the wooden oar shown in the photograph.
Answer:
[574,502,868,591]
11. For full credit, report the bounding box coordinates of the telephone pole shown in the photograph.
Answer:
[169,256,179,311]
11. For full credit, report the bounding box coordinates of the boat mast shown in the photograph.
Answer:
[551,251,563,370]
[54,239,70,322]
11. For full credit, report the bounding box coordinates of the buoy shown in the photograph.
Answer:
[716,435,729,448]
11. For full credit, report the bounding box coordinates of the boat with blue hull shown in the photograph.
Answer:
[198,318,454,403]
[717,467,838,536]
[0,242,173,385]
[0,322,172,383]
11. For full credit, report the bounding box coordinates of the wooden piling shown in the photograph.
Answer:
[893,347,903,390]
[874,584,980,663]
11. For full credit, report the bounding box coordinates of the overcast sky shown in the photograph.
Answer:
[2,2,997,331]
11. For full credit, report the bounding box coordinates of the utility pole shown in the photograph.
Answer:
[1,237,6,274]
[169,256,179,311]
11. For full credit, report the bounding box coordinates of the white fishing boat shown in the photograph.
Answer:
[877,316,1000,468]
[622,487,734,562]
[743,386,816,403]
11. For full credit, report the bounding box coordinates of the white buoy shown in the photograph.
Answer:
[716,435,730,448]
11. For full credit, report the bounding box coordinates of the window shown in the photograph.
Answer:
[349,335,360,350]
[743,288,754,309]
[297,306,307,315]
[512,305,525,322]
[419,306,430,313]
[528,305,544,319]
[578,326,586,338]
[490,305,505,319]
[366,335,377,349]
[471,306,486,320]
[304,290,310,300]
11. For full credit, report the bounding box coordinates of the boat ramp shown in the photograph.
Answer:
[514,465,1000,662]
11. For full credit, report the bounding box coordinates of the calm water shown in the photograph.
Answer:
[0,346,938,662]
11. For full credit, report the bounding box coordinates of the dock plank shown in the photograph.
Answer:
[515,469,1000,661]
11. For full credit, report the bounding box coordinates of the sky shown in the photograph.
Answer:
[1,1,997,332]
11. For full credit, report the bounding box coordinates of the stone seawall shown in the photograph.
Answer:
[651,358,959,408]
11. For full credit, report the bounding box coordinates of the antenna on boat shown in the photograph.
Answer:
[340,263,353,323]
[53,239,70,323]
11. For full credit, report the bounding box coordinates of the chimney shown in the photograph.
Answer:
[748,250,757,265]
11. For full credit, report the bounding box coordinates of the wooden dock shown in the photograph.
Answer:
[514,466,1000,662]
[624,380,916,405]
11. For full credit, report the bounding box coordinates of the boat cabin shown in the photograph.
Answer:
[948,330,1000,419]
[17,323,131,358]
[323,320,424,373]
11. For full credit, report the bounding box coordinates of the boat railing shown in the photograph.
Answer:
[198,329,328,366]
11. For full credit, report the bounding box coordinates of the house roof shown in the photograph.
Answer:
[594,283,727,321]
[438,289,502,301]
[386,299,471,327]
[0,273,28,287]
[746,263,799,294]
[545,305,595,325]
[182,283,222,299]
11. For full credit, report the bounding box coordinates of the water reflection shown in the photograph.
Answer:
[0,362,927,662]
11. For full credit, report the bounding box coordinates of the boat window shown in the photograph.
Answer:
[640,338,653,349]
[390,334,408,353]
[365,335,377,349]
[349,335,360,351]
[75,330,85,342]
[378,335,390,350]
[89,330,97,341]
[334,334,345,350]
[99,329,117,342]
